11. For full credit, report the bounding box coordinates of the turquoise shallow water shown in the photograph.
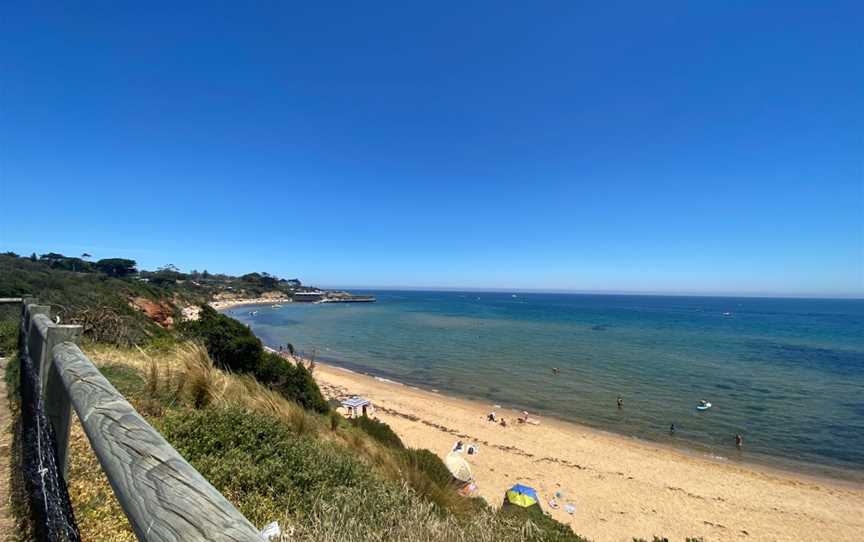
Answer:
[228,292,864,480]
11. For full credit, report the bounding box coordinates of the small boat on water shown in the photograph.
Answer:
[697,400,712,411]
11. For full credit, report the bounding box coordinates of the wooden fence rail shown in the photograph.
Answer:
[16,299,264,542]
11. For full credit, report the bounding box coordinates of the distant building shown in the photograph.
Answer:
[293,291,325,302]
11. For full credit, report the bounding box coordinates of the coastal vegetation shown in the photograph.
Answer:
[0,250,591,541]
[0,252,310,346]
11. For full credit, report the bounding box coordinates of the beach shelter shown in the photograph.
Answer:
[340,396,373,418]
[444,452,473,482]
[503,484,541,510]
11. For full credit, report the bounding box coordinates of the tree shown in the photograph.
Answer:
[29,253,37,262]
[95,258,137,277]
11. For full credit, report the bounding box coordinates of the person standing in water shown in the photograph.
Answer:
[735,434,743,449]
[617,396,623,409]
[670,423,676,434]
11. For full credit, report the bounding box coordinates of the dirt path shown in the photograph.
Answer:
[0,356,14,537]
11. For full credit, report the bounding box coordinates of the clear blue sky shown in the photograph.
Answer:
[2,2,862,297]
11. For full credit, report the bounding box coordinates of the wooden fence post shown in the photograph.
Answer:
[25,304,51,368]
[24,303,82,475]
[43,324,82,474]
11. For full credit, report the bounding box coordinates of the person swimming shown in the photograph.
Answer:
[617,396,623,408]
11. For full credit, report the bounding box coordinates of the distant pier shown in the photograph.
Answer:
[292,290,376,303]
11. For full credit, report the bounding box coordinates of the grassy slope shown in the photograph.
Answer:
[63,343,590,542]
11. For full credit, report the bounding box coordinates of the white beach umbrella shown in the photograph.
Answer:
[445,452,473,482]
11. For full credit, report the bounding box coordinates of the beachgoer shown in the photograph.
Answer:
[487,412,497,422]
[453,440,464,453]
[500,418,507,427]
[617,396,623,409]
[735,434,743,448]
[670,423,675,434]
[552,367,560,375]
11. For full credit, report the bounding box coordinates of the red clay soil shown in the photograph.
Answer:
[128,297,175,328]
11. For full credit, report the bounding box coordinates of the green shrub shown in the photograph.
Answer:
[179,305,262,373]
[351,416,404,449]
[274,358,329,414]
[159,408,380,525]
[256,352,328,413]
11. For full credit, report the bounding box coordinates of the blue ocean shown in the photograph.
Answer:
[228,292,864,479]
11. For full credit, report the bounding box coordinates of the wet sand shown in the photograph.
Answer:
[314,362,864,542]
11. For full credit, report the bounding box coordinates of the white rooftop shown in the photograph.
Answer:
[341,396,371,408]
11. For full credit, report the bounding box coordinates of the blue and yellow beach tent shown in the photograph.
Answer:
[503,484,540,509]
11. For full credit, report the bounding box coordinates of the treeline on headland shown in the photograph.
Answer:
[0,250,596,541]
[0,251,309,345]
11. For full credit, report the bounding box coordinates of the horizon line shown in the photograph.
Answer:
[317,285,864,300]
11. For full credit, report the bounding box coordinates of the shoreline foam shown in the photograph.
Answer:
[312,360,864,541]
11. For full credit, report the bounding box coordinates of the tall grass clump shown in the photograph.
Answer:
[351,415,404,448]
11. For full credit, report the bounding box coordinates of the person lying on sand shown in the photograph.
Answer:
[518,411,541,425]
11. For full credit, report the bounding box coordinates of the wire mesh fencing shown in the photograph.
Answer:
[18,323,81,542]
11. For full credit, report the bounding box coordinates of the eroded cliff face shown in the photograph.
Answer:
[129,297,175,328]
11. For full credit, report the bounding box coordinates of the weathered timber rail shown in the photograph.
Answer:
[9,298,263,541]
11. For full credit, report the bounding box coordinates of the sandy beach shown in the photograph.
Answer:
[182,297,293,321]
[313,362,864,542]
[209,296,291,311]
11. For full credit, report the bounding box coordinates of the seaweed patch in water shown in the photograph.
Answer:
[743,340,864,376]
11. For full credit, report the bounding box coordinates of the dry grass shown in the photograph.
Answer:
[66,419,135,542]
[87,341,322,436]
[85,342,477,513]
